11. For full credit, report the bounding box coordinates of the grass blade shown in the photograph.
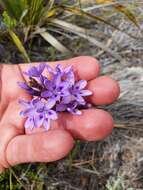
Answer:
[51,19,123,61]
[96,0,114,3]
[114,4,139,28]
[96,0,139,28]
[61,6,138,39]
[0,0,27,20]
[9,168,27,190]
[9,30,30,62]
[9,170,12,190]
[39,29,71,54]
[26,0,44,25]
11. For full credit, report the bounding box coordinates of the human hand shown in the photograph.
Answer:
[0,56,120,173]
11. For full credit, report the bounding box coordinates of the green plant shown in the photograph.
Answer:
[0,0,140,62]
[106,175,135,190]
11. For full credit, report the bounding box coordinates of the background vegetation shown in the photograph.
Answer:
[0,0,143,189]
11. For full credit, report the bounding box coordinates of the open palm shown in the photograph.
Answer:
[0,56,120,173]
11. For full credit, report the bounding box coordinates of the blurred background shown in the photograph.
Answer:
[0,0,143,189]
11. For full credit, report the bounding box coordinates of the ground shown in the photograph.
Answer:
[0,1,143,190]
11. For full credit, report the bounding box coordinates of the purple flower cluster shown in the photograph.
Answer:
[19,63,92,130]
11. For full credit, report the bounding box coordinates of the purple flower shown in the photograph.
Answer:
[24,63,45,77]
[56,101,82,115]
[47,64,75,86]
[41,78,70,105]
[19,98,57,130]
[19,98,41,130]
[35,99,58,130]
[62,80,92,105]
[18,82,40,96]
[18,63,92,130]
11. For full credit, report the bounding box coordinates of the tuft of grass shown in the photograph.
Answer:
[0,0,140,63]
[106,175,136,190]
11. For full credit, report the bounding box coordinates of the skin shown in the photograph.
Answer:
[0,56,120,173]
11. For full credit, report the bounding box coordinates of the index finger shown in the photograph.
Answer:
[19,56,100,81]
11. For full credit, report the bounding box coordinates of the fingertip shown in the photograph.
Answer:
[42,129,74,161]
[6,130,74,166]
[49,129,74,160]
[62,108,114,141]
[88,76,120,105]
[69,56,100,80]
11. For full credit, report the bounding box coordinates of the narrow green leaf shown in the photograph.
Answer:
[0,0,27,20]
[61,6,138,39]
[9,170,12,190]
[26,0,44,25]
[39,29,71,54]
[48,0,56,11]
[96,0,139,28]
[51,19,123,61]
[9,168,27,190]
[115,4,139,28]
[9,30,30,62]
[2,11,17,29]
[44,7,59,19]
[19,9,28,22]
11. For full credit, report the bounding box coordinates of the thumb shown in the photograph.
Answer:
[6,129,74,166]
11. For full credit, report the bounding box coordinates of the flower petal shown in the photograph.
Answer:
[74,109,82,115]
[44,79,53,89]
[56,103,67,112]
[17,82,30,90]
[67,108,82,115]
[34,100,45,110]
[59,82,69,90]
[64,65,72,73]
[31,98,40,106]
[43,118,51,130]
[67,72,75,86]
[47,110,58,120]
[60,90,70,97]
[19,99,30,107]
[46,65,55,74]
[80,90,93,96]
[38,63,46,73]
[34,114,44,128]
[39,75,46,85]
[54,74,61,86]
[29,66,39,77]
[74,80,87,90]
[74,94,86,105]
[18,82,37,95]
[45,99,56,109]
[41,90,52,98]
[62,95,75,104]
[20,108,34,117]
[56,64,63,73]
[25,117,35,130]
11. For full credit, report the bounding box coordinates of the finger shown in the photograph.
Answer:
[26,109,114,141]
[0,123,22,168]
[0,65,31,118]
[87,76,120,105]
[6,129,74,166]
[8,75,119,132]
[60,108,114,141]
[1,65,29,101]
[19,56,100,81]
[2,99,30,130]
